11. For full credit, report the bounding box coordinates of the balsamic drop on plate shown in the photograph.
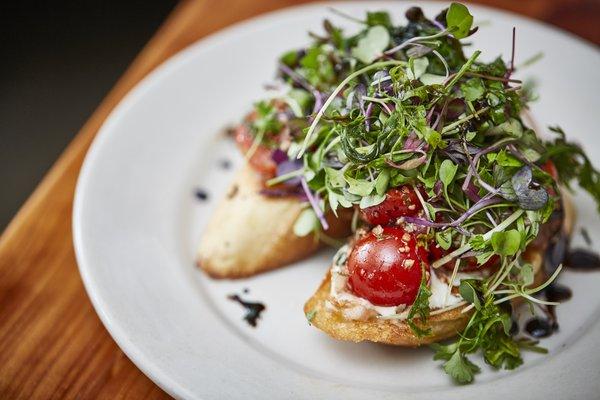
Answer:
[566,248,600,271]
[228,294,266,328]
[545,283,572,303]
[525,318,555,339]
[194,188,209,201]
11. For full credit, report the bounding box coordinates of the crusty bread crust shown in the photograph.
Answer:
[304,271,472,346]
[304,259,545,347]
[304,196,574,346]
[197,164,352,279]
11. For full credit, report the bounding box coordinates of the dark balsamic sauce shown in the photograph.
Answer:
[580,228,592,246]
[218,159,232,170]
[194,188,209,201]
[525,318,555,339]
[228,294,265,327]
[565,248,600,271]
[545,283,572,303]
[519,216,600,340]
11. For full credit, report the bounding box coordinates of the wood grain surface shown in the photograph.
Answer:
[0,1,597,399]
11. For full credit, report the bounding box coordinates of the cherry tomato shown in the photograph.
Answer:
[234,124,277,178]
[360,186,422,226]
[429,242,499,272]
[541,160,559,181]
[347,226,428,306]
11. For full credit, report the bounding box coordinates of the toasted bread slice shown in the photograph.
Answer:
[304,271,472,346]
[197,164,353,279]
[304,196,575,346]
[304,254,545,346]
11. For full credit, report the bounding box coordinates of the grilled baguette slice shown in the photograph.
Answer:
[197,164,352,279]
[304,196,575,346]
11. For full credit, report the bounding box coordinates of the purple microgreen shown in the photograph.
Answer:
[384,30,447,56]
[462,138,516,192]
[432,209,524,269]
[446,98,466,120]
[506,27,516,80]
[300,177,329,230]
[298,60,406,158]
[404,194,502,230]
[278,62,314,92]
[271,148,288,164]
[465,71,521,84]
[406,43,434,58]
[511,166,549,210]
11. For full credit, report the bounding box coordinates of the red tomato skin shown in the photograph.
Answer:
[360,186,422,226]
[541,160,559,181]
[234,124,277,178]
[347,227,427,306]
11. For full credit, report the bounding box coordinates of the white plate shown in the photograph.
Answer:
[73,2,600,399]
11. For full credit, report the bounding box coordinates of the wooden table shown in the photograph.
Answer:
[0,1,597,398]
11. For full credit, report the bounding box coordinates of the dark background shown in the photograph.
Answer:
[0,1,175,230]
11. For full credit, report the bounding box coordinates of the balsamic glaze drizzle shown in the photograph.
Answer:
[565,248,600,271]
[523,237,598,340]
[228,294,266,327]
[545,283,572,303]
[218,159,232,170]
[525,318,555,339]
[194,188,209,201]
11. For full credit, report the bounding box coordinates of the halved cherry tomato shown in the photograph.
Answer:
[360,186,422,226]
[234,124,277,178]
[347,226,428,306]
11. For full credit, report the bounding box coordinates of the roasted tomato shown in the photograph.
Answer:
[347,226,428,306]
[234,124,277,178]
[541,160,559,181]
[429,242,499,272]
[360,185,422,226]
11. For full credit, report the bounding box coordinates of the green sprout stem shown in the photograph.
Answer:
[432,209,525,269]
[297,60,406,158]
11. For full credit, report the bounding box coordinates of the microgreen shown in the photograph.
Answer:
[445,2,474,39]
[351,25,390,64]
[406,264,433,337]
[240,4,600,386]
[432,279,548,384]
